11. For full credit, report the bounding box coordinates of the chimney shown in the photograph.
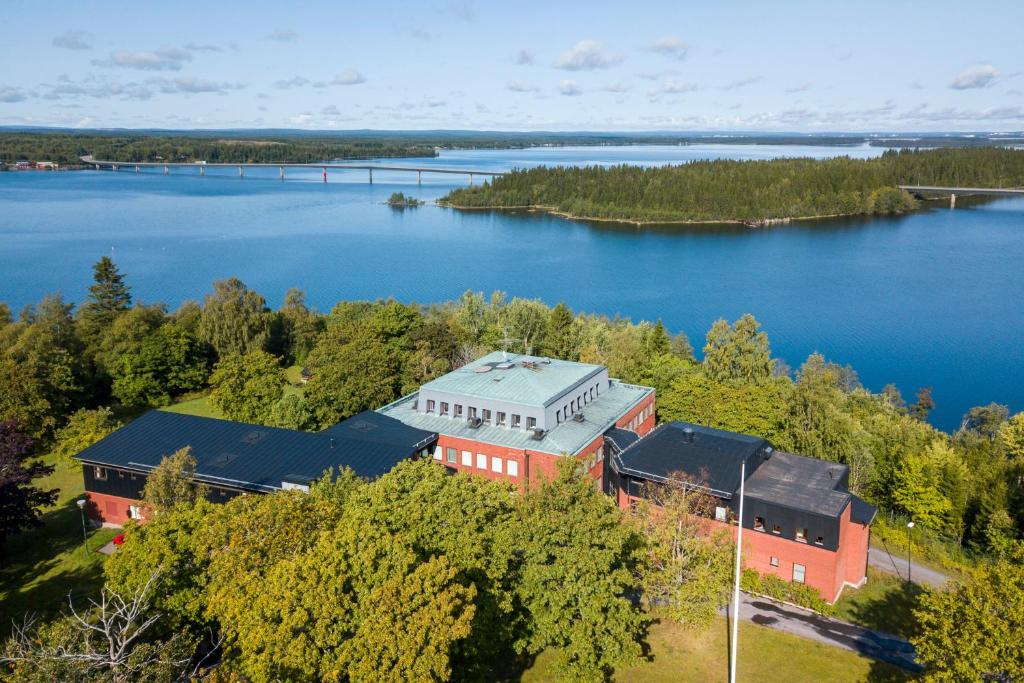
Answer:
[683,427,695,443]
[330,437,335,449]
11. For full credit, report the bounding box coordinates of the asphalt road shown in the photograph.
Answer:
[868,543,951,588]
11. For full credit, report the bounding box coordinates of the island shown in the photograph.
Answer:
[386,191,423,208]
[440,147,1024,226]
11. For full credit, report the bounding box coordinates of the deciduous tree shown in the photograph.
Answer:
[198,278,272,359]
[141,447,205,516]
[0,420,57,550]
[208,351,283,425]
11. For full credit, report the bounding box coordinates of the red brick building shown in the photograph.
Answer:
[378,352,656,490]
[610,422,876,603]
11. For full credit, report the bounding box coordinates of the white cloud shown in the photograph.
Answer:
[274,76,310,89]
[514,49,535,65]
[150,77,245,94]
[722,76,762,90]
[507,80,539,93]
[322,104,341,115]
[0,85,28,102]
[53,31,92,51]
[185,42,222,52]
[443,1,476,22]
[267,29,298,43]
[785,82,812,93]
[555,40,622,71]
[332,70,366,85]
[654,79,697,95]
[648,37,688,61]
[559,79,581,96]
[950,64,998,90]
[94,46,192,71]
[601,81,632,93]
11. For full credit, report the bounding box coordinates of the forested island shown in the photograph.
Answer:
[0,132,437,166]
[441,147,1024,225]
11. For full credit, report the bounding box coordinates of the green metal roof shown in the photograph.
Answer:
[378,379,652,456]
[417,351,605,407]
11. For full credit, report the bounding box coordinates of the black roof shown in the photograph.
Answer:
[743,451,852,518]
[613,421,771,497]
[74,410,436,492]
[850,495,878,525]
[604,427,639,453]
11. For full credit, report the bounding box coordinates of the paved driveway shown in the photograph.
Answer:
[868,542,950,588]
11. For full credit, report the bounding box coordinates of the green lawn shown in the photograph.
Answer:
[521,617,912,682]
[0,453,117,636]
[834,568,925,640]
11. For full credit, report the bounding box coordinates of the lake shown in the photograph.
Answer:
[1,144,1022,431]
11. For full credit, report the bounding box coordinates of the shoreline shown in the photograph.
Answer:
[435,201,920,228]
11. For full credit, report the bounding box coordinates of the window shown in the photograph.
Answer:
[491,456,503,474]
[507,460,519,477]
[117,470,125,479]
[597,445,604,462]
[93,466,107,481]
[590,387,595,400]
[476,453,487,469]
[468,406,477,420]
[440,402,449,416]
[129,505,143,520]
[815,536,825,546]
[563,406,569,420]
[511,414,521,428]
[796,528,808,543]
[496,411,506,425]
[715,506,728,522]
[461,450,472,467]
[772,524,782,535]
[426,399,435,413]
[482,409,491,423]
[433,446,443,461]
[770,556,779,567]
[446,447,457,464]
[454,404,463,418]
[527,416,537,429]
[753,517,765,532]
[793,563,806,584]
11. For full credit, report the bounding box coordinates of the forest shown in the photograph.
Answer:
[441,147,1024,223]
[0,132,437,166]
[1,259,1023,680]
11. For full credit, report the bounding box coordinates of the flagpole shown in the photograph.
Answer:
[729,460,745,683]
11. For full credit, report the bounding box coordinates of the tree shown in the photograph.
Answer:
[268,394,313,431]
[702,314,773,384]
[514,459,645,681]
[111,324,207,407]
[198,278,271,359]
[303,331,403,427]
[275,288,321,364]
[77,256,132,344]
[208,351,283,425]
[0,420,57,550]
[0,570,198,683]
[960,403,1009,439]
[890,441,954,531]
[50,407,119,462]
[999,412,1024,460]
[543,302,577,360]
[913,544,1024,681]
[635,473,733,627]
[141,447,205,516]
[910,386,935,422]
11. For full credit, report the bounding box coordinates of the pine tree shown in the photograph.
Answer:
[79,257,132,330]
[542,302,577,360]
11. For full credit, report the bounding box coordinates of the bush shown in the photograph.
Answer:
[741,569,836,616]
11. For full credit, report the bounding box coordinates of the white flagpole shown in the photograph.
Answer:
[729,460,745,683]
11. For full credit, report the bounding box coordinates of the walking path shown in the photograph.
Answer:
[734,594,921,672]
[868,542,951,588]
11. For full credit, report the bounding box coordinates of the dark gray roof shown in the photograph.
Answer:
[743,451,851,518]
[74,410,436,492]
[613,421,771,497]
[604,427,639,453]
[850,495,878,525]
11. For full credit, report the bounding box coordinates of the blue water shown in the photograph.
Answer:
[2,144,1022,431]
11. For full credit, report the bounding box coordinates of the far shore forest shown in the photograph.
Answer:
[2,257,1023,680]
[442,147,1024,224]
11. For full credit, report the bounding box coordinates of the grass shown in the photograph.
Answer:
[521,617,912,683]
[834,568,925,640]
[0,452,117,637]
[160,365,304,420]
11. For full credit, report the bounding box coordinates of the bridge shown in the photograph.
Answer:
[898,185,1024,208]
[81,155,505,185]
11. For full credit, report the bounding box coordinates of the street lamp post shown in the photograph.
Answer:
[906,521,915,584]
[76,499,88,554]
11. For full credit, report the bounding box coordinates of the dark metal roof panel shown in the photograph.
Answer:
[74,410,437,489]
[850,495,878,525]
[743,451,851,518]
[604,427,639,453]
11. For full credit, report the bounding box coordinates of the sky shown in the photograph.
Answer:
[2,0,1022,132]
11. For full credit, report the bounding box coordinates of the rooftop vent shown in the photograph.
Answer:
[467,416,483,429]
[241,430,267,445]
[495,362,514,370]
[530,427,546,441]
[682,427,696,443]
[573,412,585,423]
[474,365,493,373]
[211,452,239,468]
